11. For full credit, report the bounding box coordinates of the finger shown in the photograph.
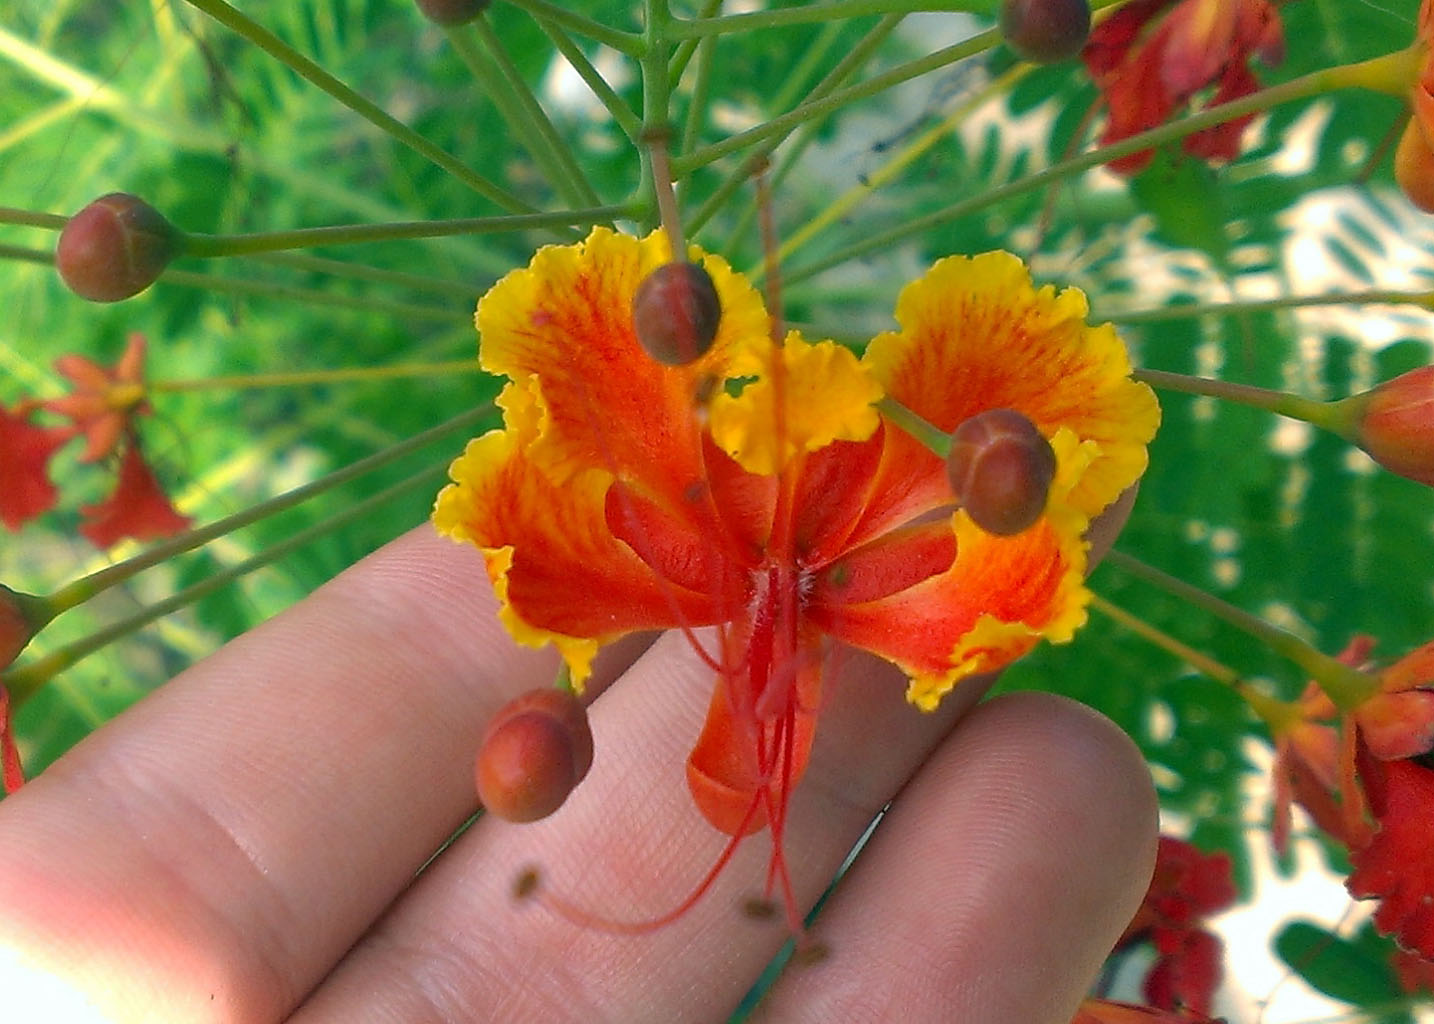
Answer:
[0,526,595,1023]
[288,633,994,1023]
[753,692,1158,1024]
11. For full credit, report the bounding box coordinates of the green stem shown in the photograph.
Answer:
[251,251,481,300]
[1096,590,1303,733]
[667,0,723,87]
[775,63,1028,266]
[637,0,676,234]
[679,0,723,156]
[150,360,480,394]
[182,0,533,214]
[1133,369,1343,432]
[534,16,645,142]
[0,206,65,230]
[1089,593,1246,691]
[1104,549,1380,711]
[668,0,972,39]
[6,464,446,704]
[674,28,996,176]
[782,48,1421,287]
[691,14,905,240]
[0,244,469,323]
[182,205,634,257]
[877,396,951,457]
[452,18,602,209]
[501,0,645,56]
[40,405,492,619]
[1107,289,1434,325]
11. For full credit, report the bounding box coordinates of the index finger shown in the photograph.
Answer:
[0,526,558,1022]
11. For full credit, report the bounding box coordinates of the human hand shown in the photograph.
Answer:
[0,526,1156,1023]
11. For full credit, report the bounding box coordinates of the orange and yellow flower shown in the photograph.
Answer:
[435,227,1157,916]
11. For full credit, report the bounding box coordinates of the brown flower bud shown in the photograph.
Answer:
[475,688,594,823]
[946,408,1057,536]
[1000,0,1091,63]
[632,262,722,366]
[55,193,182,302]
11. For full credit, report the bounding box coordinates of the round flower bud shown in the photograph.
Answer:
[631,261,722,366]
[946,408,1057,536]
[413,0,491,25]
[475,688,594,823]
[55,194,182,302]
[999,0,1091,63]
[1339,365,1434,487]
[1396,120,1434,214]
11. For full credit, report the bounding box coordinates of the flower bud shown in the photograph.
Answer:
[1396,120,1434,214]
[413,0,491,25]
[0,585,50,671]
[475,688,594,823]
[1339,365,1434,486]
[632,261,722,366]
[999,0,1091,63]
[55,193,182,302]
[946,408,1057,535]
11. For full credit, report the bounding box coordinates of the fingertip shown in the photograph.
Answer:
[755,691,1157,1024]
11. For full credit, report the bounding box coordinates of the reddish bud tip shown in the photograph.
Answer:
[632,261,722,366]
[999,0,1091,63]
[946,408,1057,535]
[413,0,491,25]
[0,585,50,671]
[56,194,181,302]
[1397,120,1434,214]
[475,688,594,823]
[1346,365,1434,486]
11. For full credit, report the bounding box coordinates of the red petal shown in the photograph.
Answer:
[78,444,190,548]
[0,406,73,530]
[1143,928,1224,1015]
[1348,759,1434,958]
[686,628,822,836]
[0,687,24,794]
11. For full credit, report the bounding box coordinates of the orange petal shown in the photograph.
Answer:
[686,635,822,836]
[810,431,1093,710]
[435,382,724,686]
[865,251,1159,523]
[475,227,769,507]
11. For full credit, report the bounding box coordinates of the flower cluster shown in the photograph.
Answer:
[1,332,189,548]
[1272,636,1434,959]
[1111,836,1237,1014]
[1082,0,1285,174]
[435,227,1158,922]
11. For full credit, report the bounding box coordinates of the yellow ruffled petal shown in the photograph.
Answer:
[865,250,1159,520]
[708,332,882,476]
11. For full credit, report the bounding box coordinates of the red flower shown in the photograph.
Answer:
[1081,0,1284,174]
[0,403,74,531]
[0,687,22,795]
[1272,637,1434,958]
[42,331,150,462]
[78,440,191,549]
[1116,836,1236,1015]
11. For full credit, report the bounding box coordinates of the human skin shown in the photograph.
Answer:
[0,525,1156,1023]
